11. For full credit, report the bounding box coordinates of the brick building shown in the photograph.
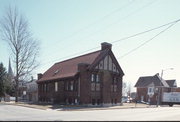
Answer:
[37,42,124,106]
[135,73,177,105]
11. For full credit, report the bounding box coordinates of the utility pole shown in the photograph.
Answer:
[156,68,174,107]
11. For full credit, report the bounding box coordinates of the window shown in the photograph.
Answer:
[75,99,78,104]
[91,73,100,82]
[99,63,102,67]
[148,87,154,95]
[55,82,58,92]
[113,77,117,84]
[91,83,95,91]
[70,81,73,91]
[45,84,48,92]
[114,66,116,70]
[65,82,68,91]
[96,83,100,91]
[111,84,117,92]
[114,85,117,92]
[91,73,101,91]
[91,74,95,82]
[113,64,116,71]
[96,74,100,82]
[54,69,59,74]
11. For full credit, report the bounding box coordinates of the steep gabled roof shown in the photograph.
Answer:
[37,50,102,82]
[135,74,169,87]
[37,42,124,83]
[166,80,177,87]
[89,49,124,76]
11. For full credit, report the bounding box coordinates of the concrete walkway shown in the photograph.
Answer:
[0,102,153,111]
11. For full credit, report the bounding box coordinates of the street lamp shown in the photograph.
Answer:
[160,68,174,79]
[157,68,174,107]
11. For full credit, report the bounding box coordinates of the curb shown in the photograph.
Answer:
[1,102,151,111]
[58,106,150,111]
[0,102,47,110]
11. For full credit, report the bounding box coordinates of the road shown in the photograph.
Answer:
[0,104,180,121]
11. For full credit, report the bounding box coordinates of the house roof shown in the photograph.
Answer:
[37,42,125,83]
[166,80,177,87]
[37,50,102,82]
[134,74,169,87]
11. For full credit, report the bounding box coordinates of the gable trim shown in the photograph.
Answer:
[89,49,124,76]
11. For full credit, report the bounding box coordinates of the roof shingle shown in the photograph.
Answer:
[166,80,177,87]
[134,74,169,87]
[37,50,101,82]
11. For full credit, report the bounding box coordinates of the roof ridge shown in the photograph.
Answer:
[139,75,153,78]
[166,79,176,81]
[55,50,101,65]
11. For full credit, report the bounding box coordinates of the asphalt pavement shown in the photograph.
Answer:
[0,103,180,121]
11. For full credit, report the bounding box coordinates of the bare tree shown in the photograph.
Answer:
[122,82,127,96]
[127,83,131,97]
[0,6,39,102]
[122,81,132,97]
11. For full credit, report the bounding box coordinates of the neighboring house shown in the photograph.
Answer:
[166,80,177,87]
[37,42,124,106]
[25,78,38,102]
[18,80,27,101]
[135,73,177,105]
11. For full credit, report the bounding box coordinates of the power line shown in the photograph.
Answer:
[118,20,179,59]
[42,0,156,58]
[112,18,180,44]
[42,0,135,57]
[46,0,135,46]
[75,0,157,42]
[40,18,180,66]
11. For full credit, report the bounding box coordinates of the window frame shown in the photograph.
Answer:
[96,74,100,82]
[148,87,154,94]
[55,82,58,92]
[91,74,95,82]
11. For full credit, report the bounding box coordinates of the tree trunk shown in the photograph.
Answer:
[15,52,19,103]
[15,80,18,102]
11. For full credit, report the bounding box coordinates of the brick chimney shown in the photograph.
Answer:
[78,63,89,72]
[101,42,112,50]
[37,73,43,80]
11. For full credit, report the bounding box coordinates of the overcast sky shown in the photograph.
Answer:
[0,0,180,91]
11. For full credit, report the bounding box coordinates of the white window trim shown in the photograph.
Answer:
[148,87,154,95]
[70,82,73,91]
[55,82,58,92]
[91,74,95,82]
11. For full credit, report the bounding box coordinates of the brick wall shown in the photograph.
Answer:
[38,67,123,105]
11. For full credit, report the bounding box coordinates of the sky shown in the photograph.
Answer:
[0,0,180,92]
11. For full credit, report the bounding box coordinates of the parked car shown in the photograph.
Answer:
[122,96,128,103]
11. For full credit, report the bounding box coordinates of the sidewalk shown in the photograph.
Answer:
[0,101,50,110]
[59,103,151,111]
[0,102,153,111]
